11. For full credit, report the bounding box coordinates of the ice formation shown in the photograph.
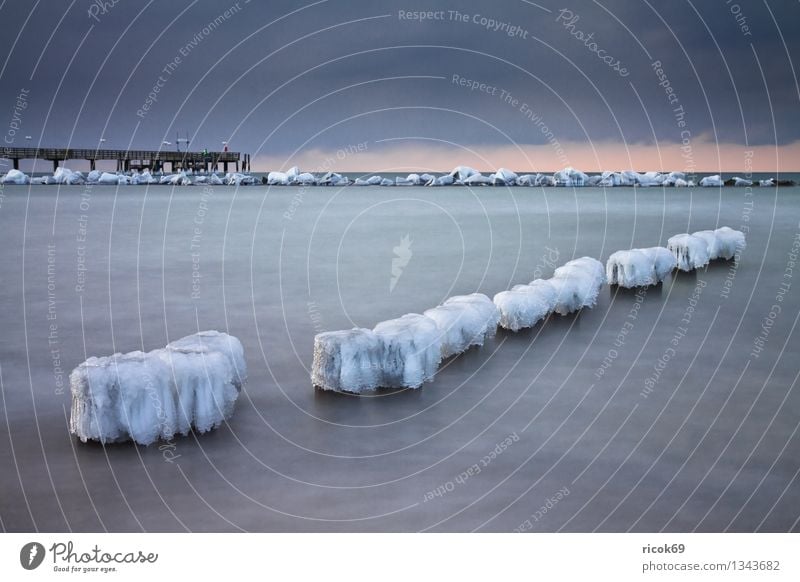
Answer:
[424,294,500,357]
[550,257,606,314]
[606,247,676,287]
[693,226,746,260]
[373,314,442,389]
[1,169,30,184]
[667,234,711,271]
[493,280,556,331]
[311,328,383,393]
[699,175,723,187]
[69,331,246,445]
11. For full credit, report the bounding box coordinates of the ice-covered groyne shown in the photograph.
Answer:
[424,294,500,358]
[492,257,604,331]
[667,227,745,271]
[549,257,606,315]
[70,331,246,445]
[606,247,676,287]
[6,165,792,188]
[311,328,383,393]
[493,280,556,332]
[313,294,500,393]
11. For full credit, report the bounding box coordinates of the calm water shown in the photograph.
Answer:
[0,183,798,532]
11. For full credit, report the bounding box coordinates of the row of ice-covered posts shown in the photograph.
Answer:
[311,227,746,393]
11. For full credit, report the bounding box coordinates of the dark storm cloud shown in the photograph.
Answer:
[0,0,797,159]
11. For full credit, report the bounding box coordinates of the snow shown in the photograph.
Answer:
[700,175,723,187]
[311,328,383,393]
[424,294,500,357]
[550,257,605,314]
[69,331,245,445]
[667,234,711,271]
[373,314,442,389]
[1,169,30,184]
[606,247,675,287]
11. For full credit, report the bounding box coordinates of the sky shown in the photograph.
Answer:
[1,0,798,172]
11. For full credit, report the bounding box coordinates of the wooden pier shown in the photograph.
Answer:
[0,147,250,173]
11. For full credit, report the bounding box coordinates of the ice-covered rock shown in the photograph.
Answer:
[311,328,383,393]
[293,172,317,185]
[86,170,101,183]
[554,167,589,187]
[207,173,223,185]
[1,169,30,184]
[667,234,711,271]
[396,173,420,186]
[550,257,605,314]
[319,171,349,186]
[373,314,441,389]
[379,177,394,186]
[704,226,746,260]
[424,294,499,357]
[759,178,774,187]
[429,174,455,186]
[732,177,752,187]
[69,331,246,445]
[493,280,556,331]
[699,175,723,187]
[267,171,289,185]
[606,246,675,287]
[492,168,518,186]
[463,173,492,186]
[97,172,124,185]
[53,167,85,185]
[449,166,479,182]
[225,172,255,186]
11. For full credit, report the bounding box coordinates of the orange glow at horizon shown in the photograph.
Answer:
[252,138,800,174]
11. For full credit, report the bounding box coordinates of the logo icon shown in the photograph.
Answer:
[20,542,45,570]
[390,234,413,292]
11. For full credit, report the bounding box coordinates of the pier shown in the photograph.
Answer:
[0,146,250,173]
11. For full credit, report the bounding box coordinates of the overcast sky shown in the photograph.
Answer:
[1,0,798,171]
